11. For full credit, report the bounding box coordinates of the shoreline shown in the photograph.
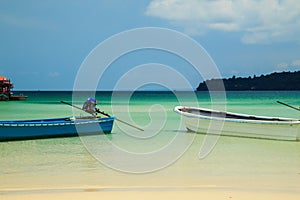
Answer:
[1,186,300,200]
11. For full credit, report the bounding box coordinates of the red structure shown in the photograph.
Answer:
[0,76,27,101]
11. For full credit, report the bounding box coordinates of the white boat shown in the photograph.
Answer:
[174,106,300,141]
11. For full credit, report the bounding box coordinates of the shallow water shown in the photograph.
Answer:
[0,91,300,193]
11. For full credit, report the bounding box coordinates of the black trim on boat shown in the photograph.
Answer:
[179,108,295,122]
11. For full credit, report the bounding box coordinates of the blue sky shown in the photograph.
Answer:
[0,0,300,90]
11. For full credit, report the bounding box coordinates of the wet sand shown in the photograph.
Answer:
[1,135,300,199]
[1,186,300,200]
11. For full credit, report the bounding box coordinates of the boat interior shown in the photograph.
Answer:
[179,107,298,122]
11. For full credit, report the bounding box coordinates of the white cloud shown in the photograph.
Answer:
[0,12,53,30]
[49,72,60,77]
[146,0,300,44]
[291,60,300,67]
[276,62,289,70]
[276,60,300,71]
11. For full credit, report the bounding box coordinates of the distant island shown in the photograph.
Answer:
[197,71,300,91]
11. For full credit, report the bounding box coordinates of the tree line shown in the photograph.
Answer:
[197,71,300,91]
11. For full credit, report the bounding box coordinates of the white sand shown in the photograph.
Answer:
[1,187,300,200]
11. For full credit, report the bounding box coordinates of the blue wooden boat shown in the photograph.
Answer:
[0,116,114,141]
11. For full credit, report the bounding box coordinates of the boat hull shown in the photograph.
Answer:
[0,117,114,142]
[174,106,300,141]
[9,95,28,100]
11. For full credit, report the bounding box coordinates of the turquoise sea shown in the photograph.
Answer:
[0,91,300,194]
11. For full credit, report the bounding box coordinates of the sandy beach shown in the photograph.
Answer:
[1,186,300,200]
[1,134,300,200]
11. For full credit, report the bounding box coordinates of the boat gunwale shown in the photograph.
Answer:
[0,116,115,127]
[174,106,300,125]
